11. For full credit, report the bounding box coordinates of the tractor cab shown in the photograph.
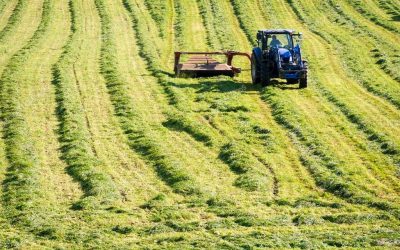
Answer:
[252,29,308,88]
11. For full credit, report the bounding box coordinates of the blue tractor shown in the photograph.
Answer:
[251,29,308,88]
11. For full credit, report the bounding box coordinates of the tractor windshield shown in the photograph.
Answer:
[268,34,293,49]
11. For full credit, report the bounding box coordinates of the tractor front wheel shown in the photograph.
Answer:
[251,54,261,84]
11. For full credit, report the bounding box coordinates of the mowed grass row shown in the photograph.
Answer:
[285,0,400,109]
[173,1,393,229]
[343,0,400,33]
[0,0,18,33]
[257,0,400,192]
[0,0,50,228]
[117,0,294,225]
[0,0,26,41]
[52,0,120,210]
[377,0,400,18]
[95,0,203,197]
[279,0,400,164]
[0,0,82,241]
[167,0,277,194]
[324,0,400,82]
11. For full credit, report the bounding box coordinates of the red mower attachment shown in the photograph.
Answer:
[174,51,251,77]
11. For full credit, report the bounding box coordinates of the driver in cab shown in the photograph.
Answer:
[270,35,282,48]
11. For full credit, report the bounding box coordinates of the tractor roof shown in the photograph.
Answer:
[259,29,294,34]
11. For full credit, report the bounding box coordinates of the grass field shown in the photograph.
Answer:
[0,0,399,248]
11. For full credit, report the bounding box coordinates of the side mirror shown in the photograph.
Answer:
[256,32,263,40]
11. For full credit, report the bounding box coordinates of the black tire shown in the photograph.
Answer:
[299,77,307,88]
[260,63,270,87]
[299,60,308,88]
[286,79,299,84]
[251,53,261,84]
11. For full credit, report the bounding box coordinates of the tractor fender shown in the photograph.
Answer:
[252,47,263,62]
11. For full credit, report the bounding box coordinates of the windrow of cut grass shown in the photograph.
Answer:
[143,0,170,38]
[230,0,400,213]
[0,1,84,241]
[262,88,400,214]
[0,0,26,41]
[98,2,292,238]
[95,0,201,196]
[377,0,400,19]
[343,0,400,34]
[0,0,50,227]
[52,0,119,209]
[324,0,400,82]
[0,0,17,33]
[103,1,286,235]
[172,0,275,194]
[285,0,400,109]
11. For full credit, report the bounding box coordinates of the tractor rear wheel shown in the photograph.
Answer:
[299,77,307,88]
[251,54,261,84]
[287,79,299,84]
[299,61,308,88]
[260,63,270,87]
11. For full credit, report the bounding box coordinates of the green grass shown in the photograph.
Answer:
[0,0,399,248]
[52,0,119,209]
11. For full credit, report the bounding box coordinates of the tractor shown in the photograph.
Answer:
[251,29,308,88]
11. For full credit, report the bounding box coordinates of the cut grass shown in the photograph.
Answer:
[52,0,119,209]
[0,0,399,247]
[0,0,51,227]
[96,0,200,195]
